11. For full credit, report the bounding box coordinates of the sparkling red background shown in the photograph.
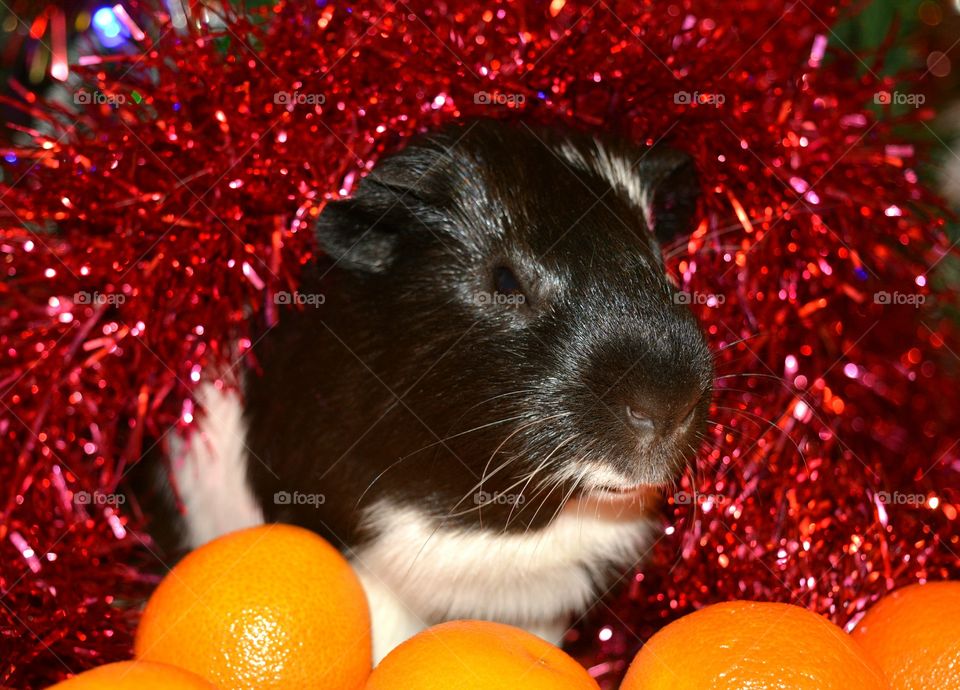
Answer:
[0,1,958,686]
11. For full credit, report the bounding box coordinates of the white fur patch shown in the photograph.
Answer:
[553,140,655,230]
[351,500,654,644]
[170,382,264,548]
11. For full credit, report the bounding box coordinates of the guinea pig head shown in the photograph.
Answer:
[308,121,713,533]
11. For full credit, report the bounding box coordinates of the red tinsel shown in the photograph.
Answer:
[1,1,958,687]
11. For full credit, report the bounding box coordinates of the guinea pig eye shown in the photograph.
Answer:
[483,264,537,314]
[494,266,520,292]
[493,265,526,300]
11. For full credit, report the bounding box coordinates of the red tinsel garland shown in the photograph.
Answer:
[1,1,958,686]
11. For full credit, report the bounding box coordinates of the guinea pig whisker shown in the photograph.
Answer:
[411,413,565,524]
[714,404,781,433]
[659,218,752,256]
[710,385,773,397]
[473,412,573,499]
[714,405,808,473]
[446,445,566,522]
[517,469,570,526]
[413,413,575,548]
[353,455,410,510]
[707,412,775,434]
[443,454,525,519]
[704,417,767,447]
[401,416,574,578]
[391,413,530,465]
[532,479,582,546]
[523,437,599,505]
[711,332,766,355]
[713,372,825,441]
[685,441,706,490]
[355,412,550,512]
[685,459,703,527]
[571,461,599,525]
[519,476,568,538]
[444,427,580,527]
[664,243,750,261]
[483,457,555,528]
[662,206,844,260]
[662,204,844,257]
[435,388,542,444]
[713,372,805,406]
[438,460,535,521]
[451,389,540,420]
[521,448,601,539]
[503,433,582,530]
[352,414,528,509]
[712,354,772,371]
[697,425,775,479]
[713,371,790,383]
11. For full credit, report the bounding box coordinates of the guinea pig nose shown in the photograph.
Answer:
[625,392,702,437]
[625,404,656,433]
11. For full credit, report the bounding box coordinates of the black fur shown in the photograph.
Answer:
[243,120,713,549]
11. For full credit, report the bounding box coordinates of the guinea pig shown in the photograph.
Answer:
[167,119,714,661]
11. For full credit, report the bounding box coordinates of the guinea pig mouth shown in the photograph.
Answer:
[586,482,665,501]
[593,483,656,495]
[567,460,676,500]
[567,482,662,518]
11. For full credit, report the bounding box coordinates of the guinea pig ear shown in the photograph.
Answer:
[636,150,701,247]
[314,196,400,273]
[315,157,440,273]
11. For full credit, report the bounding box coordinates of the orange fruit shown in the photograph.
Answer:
[47,660,217,689]
[852,581,960,689]
[134,524,371,690]
[364,620,599,689]
[621,601,888,690]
